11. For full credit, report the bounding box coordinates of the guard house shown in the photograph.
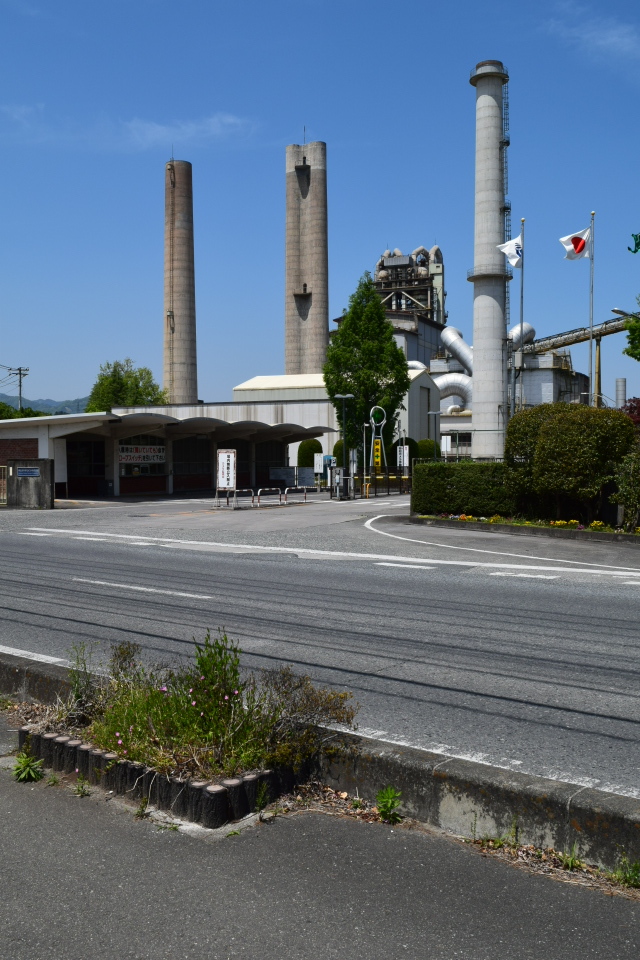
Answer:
[0,406,333,499]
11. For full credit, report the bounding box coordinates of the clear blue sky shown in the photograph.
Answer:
[1,0,639,405]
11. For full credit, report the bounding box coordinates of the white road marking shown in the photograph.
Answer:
[376,562,435,570]
[363,515,640,573]
[18,532,51,537]
[26,527,640,577]
[491,572,558,580]
[72,578,213,600]
[73,537,111,542]
[0,644,65,664]
[623,581,640,585]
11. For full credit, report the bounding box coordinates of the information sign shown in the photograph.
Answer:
[118,445,165,464]
[397,445,409,468]
[373,438,382,467]
[313,453,324,474]
[17,467,40,478]
[217,448,236,489]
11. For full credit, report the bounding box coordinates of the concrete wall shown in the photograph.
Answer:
[285,142,329,375]
[7,459,54,509]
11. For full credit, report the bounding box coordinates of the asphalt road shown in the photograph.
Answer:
[1,495,639,796]
[1,727,638,960]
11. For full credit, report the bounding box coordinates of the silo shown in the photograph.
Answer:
[284,141,329,374]
[469,61,510,457]
[164,160,198,404]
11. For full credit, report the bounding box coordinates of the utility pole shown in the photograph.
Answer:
[8,367,29,411]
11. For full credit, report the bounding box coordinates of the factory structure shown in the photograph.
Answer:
[0,58,626,498]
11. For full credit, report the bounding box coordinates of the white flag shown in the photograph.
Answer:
[559,227,590,260]
[497,235,523,268]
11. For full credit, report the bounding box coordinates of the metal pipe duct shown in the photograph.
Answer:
[616,378,627,409]
[440,326,473,375]
[433,372,472,408]
[522,317,626,353]
[508,321,536,349]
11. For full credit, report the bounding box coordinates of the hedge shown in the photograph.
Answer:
[411,462,516,516]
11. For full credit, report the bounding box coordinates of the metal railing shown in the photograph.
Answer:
[0,466,6,505]
[256,487,282,507]
[283,486,317,504]
[351,473,411,498]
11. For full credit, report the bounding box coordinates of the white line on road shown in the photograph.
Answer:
[26,528,640,577]
[0,644,65,664]
[72,578,213,600]
[363,515,640,574]
[490,572,559,579]
[18,532,51,537]
[73,537,111,541]
[375,562,436,570]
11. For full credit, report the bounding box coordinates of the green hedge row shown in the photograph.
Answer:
[411,462,516,516]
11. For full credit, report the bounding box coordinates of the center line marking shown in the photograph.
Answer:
[376,562,435,570]
[491,572,558,579]
[72,578,212,600]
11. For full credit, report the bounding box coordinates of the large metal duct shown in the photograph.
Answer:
[164,160,198,404]
[440,326,473,375]
[508,321,536,350]
[433,372,472,409]
[469,60,510,458]
[285,141,329,374]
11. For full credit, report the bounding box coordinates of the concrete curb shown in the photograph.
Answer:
[408,515,640,545]
[3,652,638,868]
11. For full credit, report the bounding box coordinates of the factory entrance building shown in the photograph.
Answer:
[0,406,330,500]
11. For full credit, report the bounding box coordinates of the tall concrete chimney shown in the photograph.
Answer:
[469,61,510,458]
[284,141,329,374]
[164,159,198,404]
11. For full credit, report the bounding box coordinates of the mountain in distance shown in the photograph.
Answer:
[0,393,89,414]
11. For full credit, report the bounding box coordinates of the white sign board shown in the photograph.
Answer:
[440,436,452,454]
[397,445,409,468]
[313,453,324,474]
[118,445,165,464]
[217,449,236,489]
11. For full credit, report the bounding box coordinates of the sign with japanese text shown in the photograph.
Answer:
[217,448,236,489]
[118,445,165,464]
[373,438,382,467]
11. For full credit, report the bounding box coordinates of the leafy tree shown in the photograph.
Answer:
[86,359,167,412]
[622,294,640,361]
[504,404,562,500]
[323,273,410,450]
[621,397,640,429]
[416,438,440,460]
[531,405,635,519]
[0,401,46,419]
[611,449,640,531]
[297,438,322,468]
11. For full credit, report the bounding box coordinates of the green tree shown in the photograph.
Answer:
[0,401,46,420]
[416,438,440,460]
[611,448,640,531]
[531,405,635,519]
[323,273,410,450]
[622,294,640,361]
[86,359,167,412]
[297,438,322,468]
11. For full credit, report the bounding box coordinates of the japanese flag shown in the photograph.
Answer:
[497,235,522,268]
[559,227,590,260]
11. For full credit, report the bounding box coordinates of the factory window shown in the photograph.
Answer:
[67,440,105,478]
[173,437,211,476]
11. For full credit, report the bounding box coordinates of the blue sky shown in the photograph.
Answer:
[1,0,639,405]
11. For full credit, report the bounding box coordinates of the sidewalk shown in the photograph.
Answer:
[1,719,638,960]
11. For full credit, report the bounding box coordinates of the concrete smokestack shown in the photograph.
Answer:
[616,378,627,409]
[285,141,329,374]
[164,160,198,404]
[469,61,510,458]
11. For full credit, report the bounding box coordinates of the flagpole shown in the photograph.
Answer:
[519,218,525,410]
[589,211,595,405]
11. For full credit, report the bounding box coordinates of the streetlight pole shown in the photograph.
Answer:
[334,393,354,499]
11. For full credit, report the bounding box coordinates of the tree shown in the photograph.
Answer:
[622,294,640,361]
[621,397,640,429]
[297,438,322,467]
[323,273,411,450]
[0,401,46,420]
[86,359,167,412]
[611,449,640,531]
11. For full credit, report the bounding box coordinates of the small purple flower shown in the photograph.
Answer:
[224,695,229,701]
[200,675,205,681]
[115,732,120,737]
[200,712,204,716]
[189,688,193,694]
[234,690,239,695]
[192,700,196,706]
[118,739,123,745]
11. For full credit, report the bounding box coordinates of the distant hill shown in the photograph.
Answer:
[0,393,89,415]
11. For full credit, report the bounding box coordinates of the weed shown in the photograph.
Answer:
[611,854,640,888]
[255,781,269,812]
[351,798,363,810]
[226,830,241,836]
[109,641,142,680]
[471,811,478,842]
[12,752,44,783]
[46,773,60,787]
[157,823,179,832]
[74,774,91,797]
[556,842,585,871]
[376,786,402,823]
[135,797,149,820]
[0,695,14,710]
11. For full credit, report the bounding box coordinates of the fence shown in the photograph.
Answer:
[351,473,411,498]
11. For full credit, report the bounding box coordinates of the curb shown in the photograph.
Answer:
[3,653,638,869]
[408,515,640,545]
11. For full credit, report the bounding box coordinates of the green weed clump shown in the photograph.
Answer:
[88,630,357,781]
[13,752,44,783]
[375,786,402,823]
